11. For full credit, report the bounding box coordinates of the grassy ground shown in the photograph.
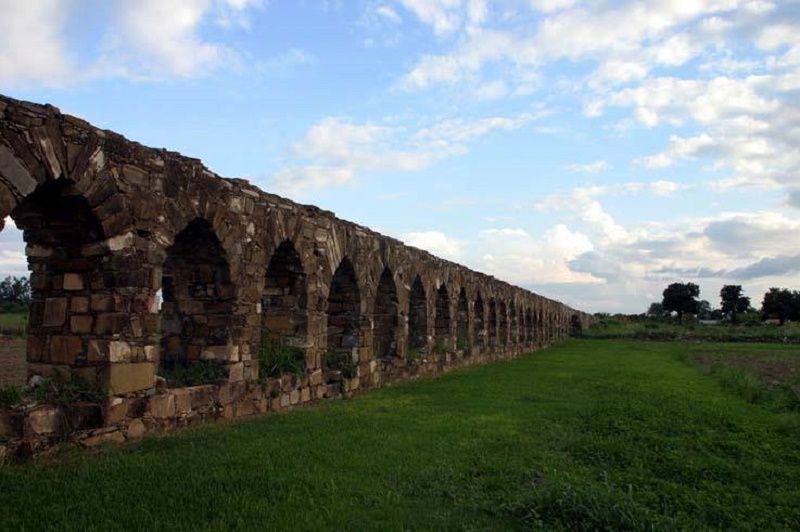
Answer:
[0,312,27,336]
[584,318,800,343]
[2,340,800,530]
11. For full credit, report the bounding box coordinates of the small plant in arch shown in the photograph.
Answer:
[258,332,307,382]
[325,350,357,379]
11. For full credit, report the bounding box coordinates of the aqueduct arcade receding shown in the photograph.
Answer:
[0,94,591,448]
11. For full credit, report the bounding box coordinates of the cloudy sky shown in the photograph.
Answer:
[2,0,800,314]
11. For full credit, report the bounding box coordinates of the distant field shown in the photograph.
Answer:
[1,340,799,530]
[0,313,27,336]
[584,318,800,343]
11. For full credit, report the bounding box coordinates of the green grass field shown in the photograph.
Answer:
[584,318,800,343]
[2,340,799,530]
[0,312,27,336]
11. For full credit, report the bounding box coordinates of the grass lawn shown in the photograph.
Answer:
[0,312,27,335]
[2,340,799,530]
[584,318,800,343]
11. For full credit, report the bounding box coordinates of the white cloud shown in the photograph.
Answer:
[0,0,72,87]
[565,160,610,173]
[273,110,544,197]
[480,228,529,237]
[528,0,577,14]
[636,133,719,168]
[475,223,599,285]
[396,0,464,35]
[401,230,463,259]
[375,5,402,23]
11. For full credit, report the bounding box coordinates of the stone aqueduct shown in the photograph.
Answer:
[0,94,590,446]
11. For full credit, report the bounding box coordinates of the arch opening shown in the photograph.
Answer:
[434,284,450,353]
[373,267,398,359]
[510,304,518,345]
[499,301,508,346]
[526,308,534,346]
[159,218,233,382]
[260,240,307,378]
[456,288,468,352]
[488,299,498,347]
[325,258,360,375]
[9,180,108,384]
[473,293,485,350]
[408,276,427,357]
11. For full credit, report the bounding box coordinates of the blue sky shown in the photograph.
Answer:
[2,0,800,314]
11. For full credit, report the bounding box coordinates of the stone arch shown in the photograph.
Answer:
[159,218,234,377]
[325,257,360,361]
[373,267,399,359]
[510,303,518,345]
[473,292,485,351]
[408,275,427,356]
[261,239,308,355]
[488,298,498,347]
[434,283,451,351]
[526,308,534,346]
[498,301,508,346]
[456,288,469,352]
[10,179,109,373]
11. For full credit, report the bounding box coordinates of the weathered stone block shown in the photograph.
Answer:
[190,386,214,409]
[70,315,93,334]
[149,394,175,419]
[106,397,128,424]
[27,406,62,435]
[26,336,47,363]
[108,362,154,395]
[87,340,109,362]
[289,389,300,405]
[173,389,192,413]
[109,341,131,363]
[70,297,90,313]
[126,418,146,439]
[228,362,244,383]
[43,298,68,327]
[82,429,125,447]
[90,294,115,312]
[49,336,82,365]
[300,387,311,403]
[63,273,84,291]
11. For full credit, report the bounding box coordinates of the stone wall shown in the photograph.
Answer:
[0,93,592,457]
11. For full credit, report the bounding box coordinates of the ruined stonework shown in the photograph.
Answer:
[0,94,592,456]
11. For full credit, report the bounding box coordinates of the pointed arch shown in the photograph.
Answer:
[434,283,451,350]
[456,288,469,351]
[261,240,307,361]
[373,267,399,359]
[408,276,427,355]
[326,257,360,354]
[488,298,498,347]
[509,304,518,345]
[10,180,108,374]
[160,218,234,373]
[499,301,508,346]
[473,292,485,349]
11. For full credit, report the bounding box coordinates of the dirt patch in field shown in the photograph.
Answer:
[0,337,26,387]
[690,351,800,388]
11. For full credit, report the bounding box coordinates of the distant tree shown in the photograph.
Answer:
[0,276,30,313]
[647,302,664,316]
[662,282,700,323]
[761,287,798,326]
[697,300,713,320]
[720,285,751,324]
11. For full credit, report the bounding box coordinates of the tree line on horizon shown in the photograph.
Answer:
[645,282,800,325]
